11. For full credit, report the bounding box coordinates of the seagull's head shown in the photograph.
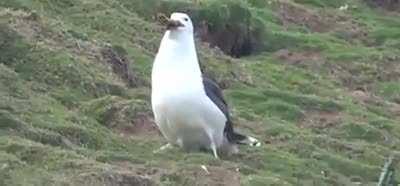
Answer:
[166,12,193,34]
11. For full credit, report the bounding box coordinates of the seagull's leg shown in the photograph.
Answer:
[205,129,219,158]
[153,143,173,154]
[206,130,220,158]
[210,143,219,159]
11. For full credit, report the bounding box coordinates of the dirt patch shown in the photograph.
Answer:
[115,112,160,138]
[101,46,143,87]
[364,0,400,11]
[274,49,323,64]
[1,9,42,36]
[389,103,400,118]
[273,49,329,73]
[351,90,374,104]
[112,161,240,186]
[111,162,241,186]
[350,90,400,118]
[376,60,400,82]
[350,89,392,106]
[324,58,400,92]
[102,170,155,186]
[193,166,240,186]
[275,1,367,41]
[110,162,160,177]
[193,1,265,58]
[162,166,241,186]
[100,101,160,138]
[338,57,399,100]
[75,165,158,186]
[197,22,261,58]
[299,111,342,130]
[276,2,331,32]
[84,96,160,138]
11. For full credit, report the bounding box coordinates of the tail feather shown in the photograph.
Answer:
[224,119,261,147]
[227,132,261,147]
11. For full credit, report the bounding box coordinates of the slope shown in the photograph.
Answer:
[0,0,399,185]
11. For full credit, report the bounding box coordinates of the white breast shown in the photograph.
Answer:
[152,89,226,150]
[151,32,226,150]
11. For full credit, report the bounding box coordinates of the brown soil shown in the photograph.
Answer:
[98,99,160,138]
[101,170,156,186]
[197,21,259,58]
[275,1,367,41]
[111,162,241,186]
[389,103,400,118]
[101,46,143,87]
[197,166,241,186]
[350,90,400,118]
[75,163,158,186]
[276,1,331,32]
[171,166,241,186]
[376,60,400,82]
[365,0,400,11]
[351,90,374,104]
[273,49,328,73]
[116,112,160,139]
[274,49,323,64]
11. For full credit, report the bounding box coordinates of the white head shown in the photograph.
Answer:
[166,12,194,34]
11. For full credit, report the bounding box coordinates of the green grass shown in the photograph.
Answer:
[376,82,400,102]
[0,0,400,185]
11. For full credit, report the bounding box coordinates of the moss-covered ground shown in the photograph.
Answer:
[0,0,399,185]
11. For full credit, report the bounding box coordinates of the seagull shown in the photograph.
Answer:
[151,12,260,158]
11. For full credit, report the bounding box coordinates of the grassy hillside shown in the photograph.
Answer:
[0,0,399,185]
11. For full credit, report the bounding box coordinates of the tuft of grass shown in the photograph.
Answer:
[0,24,31,66]
[339,122,384,142]
[320,152,380,180]
[255,99,305,121]
[375,82,400,103]
[228,88,341,120]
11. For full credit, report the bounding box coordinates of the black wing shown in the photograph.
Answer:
[202,77,246,143]
[202,77,229,117]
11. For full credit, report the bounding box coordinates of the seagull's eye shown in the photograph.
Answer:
[184,18,188,21]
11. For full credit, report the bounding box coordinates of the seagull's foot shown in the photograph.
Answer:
[201,165,210,174]
[230,132,261,147]
[247,136,261,147]
[153,143,173,154]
